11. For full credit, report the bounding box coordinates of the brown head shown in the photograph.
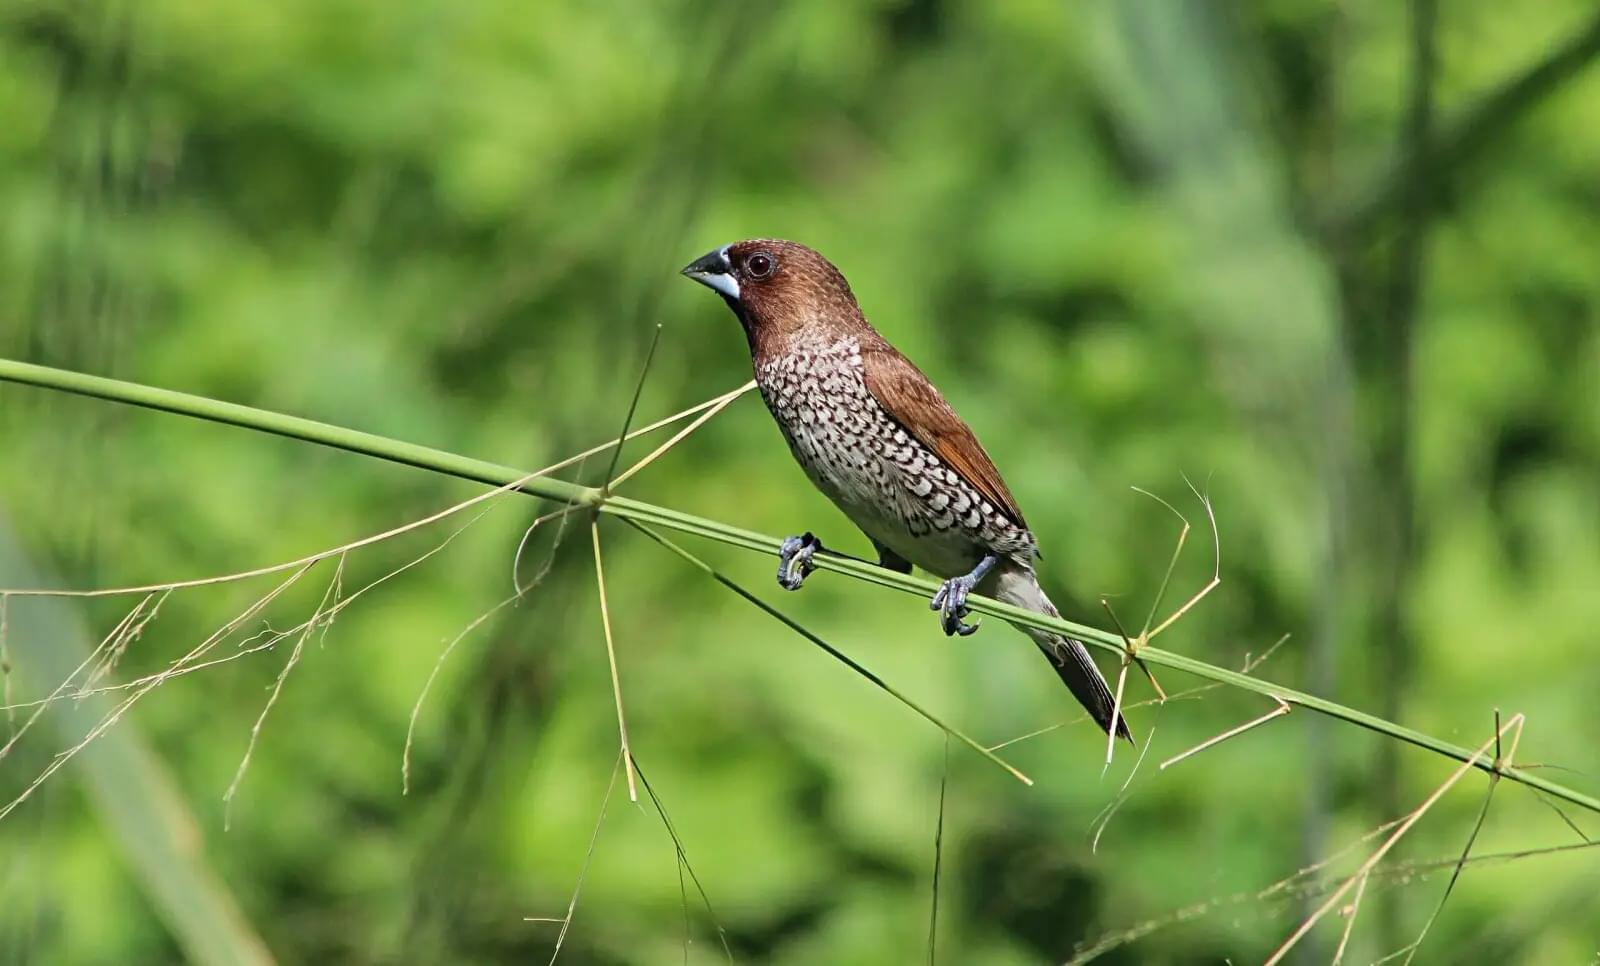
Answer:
[681,239,871,358]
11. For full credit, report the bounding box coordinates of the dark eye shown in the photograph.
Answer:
[746,252,775,278]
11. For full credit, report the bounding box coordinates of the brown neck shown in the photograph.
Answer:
[744,309,875,366]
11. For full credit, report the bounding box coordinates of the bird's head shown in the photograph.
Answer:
[681,239,866,353]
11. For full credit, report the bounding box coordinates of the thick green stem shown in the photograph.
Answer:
[0,359,601,510]
[3,357,1597,815]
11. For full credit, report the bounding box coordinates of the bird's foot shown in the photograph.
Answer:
[929,554,999,637]
[777,532,823,591]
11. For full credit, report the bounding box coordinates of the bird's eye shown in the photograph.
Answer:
[746,252,775,278]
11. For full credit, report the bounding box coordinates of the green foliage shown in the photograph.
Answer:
[2,1,1599,962]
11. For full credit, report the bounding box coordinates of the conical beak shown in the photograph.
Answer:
[680,245,740,301]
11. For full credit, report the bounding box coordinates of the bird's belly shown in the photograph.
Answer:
[766,397,991,577]
[799,443,985,576]
[758,342,1035,578]
[841,499,989,577]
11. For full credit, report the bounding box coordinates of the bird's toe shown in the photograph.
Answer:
[934,575,980,636]
[776,533,819,591]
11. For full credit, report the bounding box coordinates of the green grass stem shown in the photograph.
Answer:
[3,357,1596,816]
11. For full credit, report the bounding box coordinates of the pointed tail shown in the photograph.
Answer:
[993,564,1132,741]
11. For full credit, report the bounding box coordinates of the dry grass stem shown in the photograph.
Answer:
[1094,607,1136,769]
[81,589,171,693]
[1159,697,1291,770]
[590,522,638,801]
[1330,872,1370,965]
[608,384,754,490]
[1130,486,1193,635]
[223,553,347,829]
[3,382,755,601]
[0,562,313,822]
[509,470,586,609]
[512,504,584,594]
[2,474,536,600]
[535,751,622,964]
[1131,479,1222,642]
[0,382,750,820]
[1104,657,1131,769]
[1066,813,1409,963]
[1071,808,1600,962]
[1264,712,1526,966]
[0,593,154,764]
[0,625,277,710]
[1091,723,1158,853]
[2,504,492,825]
[1098,481,1227,768]
[1389,711,1510,965]
[515,378,747,592]
[544,380,756,485]
[1388,837,1598,879]
[985,634,1291,752]
[4,508,491,715]
[402,592,521,794]
[983,693,1181,752]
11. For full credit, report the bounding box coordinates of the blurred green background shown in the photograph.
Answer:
[2,1,1598,963]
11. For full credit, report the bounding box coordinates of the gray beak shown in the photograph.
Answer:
[680,245,740,301]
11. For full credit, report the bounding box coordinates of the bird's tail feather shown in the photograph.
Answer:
[992,565,1132,741]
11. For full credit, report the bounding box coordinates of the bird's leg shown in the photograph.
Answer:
[871,540,913,574]
[929,554,998,637]
[777,531,824,591]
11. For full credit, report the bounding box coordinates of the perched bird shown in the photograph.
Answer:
[682,239,1130,739]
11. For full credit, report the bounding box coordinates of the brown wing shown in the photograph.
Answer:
[860,340,1028,530]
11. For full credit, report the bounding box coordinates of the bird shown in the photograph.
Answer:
[681,238,1130,740]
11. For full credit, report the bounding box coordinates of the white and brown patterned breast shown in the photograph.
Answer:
[755,337,1037,577]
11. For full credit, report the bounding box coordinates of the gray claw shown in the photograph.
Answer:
[777,532,821,591]
[933,575,980,637]
[932,555,998,638]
